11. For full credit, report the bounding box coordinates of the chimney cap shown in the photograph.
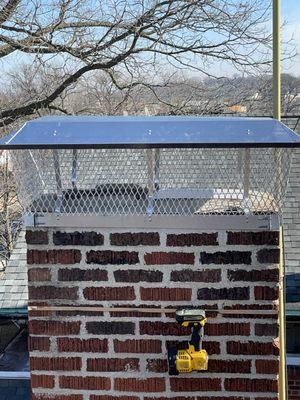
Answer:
[1,115,299,149]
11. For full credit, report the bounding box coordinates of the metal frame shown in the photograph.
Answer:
[11,147,292,217]
[0,372,30,380]
[28,213,280,230]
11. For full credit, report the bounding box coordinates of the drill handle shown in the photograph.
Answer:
[190,323,203,352]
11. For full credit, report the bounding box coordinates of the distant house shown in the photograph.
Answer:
[226,104,247,114]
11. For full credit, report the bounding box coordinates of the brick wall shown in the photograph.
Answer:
[26,227,280,400]
[288,365,300,400]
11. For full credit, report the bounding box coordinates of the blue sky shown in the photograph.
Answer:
[282,0,300,74]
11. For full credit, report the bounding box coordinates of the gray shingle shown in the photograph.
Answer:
[0,232,28,311]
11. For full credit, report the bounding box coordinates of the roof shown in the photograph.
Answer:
[286,273,300,312]
[0,379,30,400]
[0,232,28,313]
[1,115,300,149]
[0,328,29,372]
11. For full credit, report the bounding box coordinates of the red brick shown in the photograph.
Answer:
[256,359,279,374]
[110,304,160,318]
[31,393,83,400]
[58,268,107,281]
[114,378,165,392]
[28,268,51,282]
[87,358,139,372]
[29,320,80,336]
[32,396,83,400]
[224,304,278,319]
[167,233,218,247]
[196,398,250,400]
[140,287,192,301]
[29,336,51,352]
[57,338,108,353]
[86,321,135,335]
[197,287,249,301]
[53,231,103,246]
[26,230,48,244]
[140,321,190,336]
[255,323,279,337]
[145,398,194,400]
[224,378,278,392]
[171,269,221,283]
[84,286,135,301]
[28,301,52,318]
[30,357,82,371]
[208,359,251,373]
[31,374,55,388]
[56,309,104,317]
[205,322,250,336]
[254,398,281,400]
[170,378,221,392]
[91,397,139,400]
[114,269,163,282]
[144,252,194,265]
[227,231,279,246]
[202,341,221,355]
[114,339,162,353]
[228,269,279,282]
[110,232,160,246]
[200,251,251,265]
[29,285,78,300]
[59,376,111,390]
[86,250,139,265]
[227,341,279,355]
[27,249,81,264]
[254,286,279,300]
[146,358,168,373]
[257,249,280,264]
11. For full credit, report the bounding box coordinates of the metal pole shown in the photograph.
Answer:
[279,225,287,400]
[273,2,286,399]
[273,0,281,121]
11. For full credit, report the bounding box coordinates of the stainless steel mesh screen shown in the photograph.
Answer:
[10,147,292,217]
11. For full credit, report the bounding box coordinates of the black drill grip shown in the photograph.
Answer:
[190,323,202,351]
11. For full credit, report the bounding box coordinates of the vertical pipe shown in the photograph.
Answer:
[154,149,160,192]
[146,149,154,219]
[71,149,78,189]
[273,1,286,398]
[273,0,281,121]
[243,148,250,214]
[279,225,287,400]
[52,150,63,213]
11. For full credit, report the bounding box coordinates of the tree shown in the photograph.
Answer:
[0,152,20,268]
[0,0,273,126]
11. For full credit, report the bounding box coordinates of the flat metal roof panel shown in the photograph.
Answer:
[1,116,300,148]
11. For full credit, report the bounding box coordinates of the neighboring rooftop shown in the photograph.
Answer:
[0,232,27,313]
[0,379,30,400]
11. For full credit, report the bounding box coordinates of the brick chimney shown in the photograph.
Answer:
[26,227,280,400]
[2,116,294,400]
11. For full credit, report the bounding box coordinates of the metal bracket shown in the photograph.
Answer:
[71,149,78,189]
[23,213,35,227]
[146,149,154,219]
[52,150,63,213]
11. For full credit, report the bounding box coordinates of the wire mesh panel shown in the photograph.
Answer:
[10,147,292,217]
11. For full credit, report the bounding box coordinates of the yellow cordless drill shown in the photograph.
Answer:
[167,309,208,375]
